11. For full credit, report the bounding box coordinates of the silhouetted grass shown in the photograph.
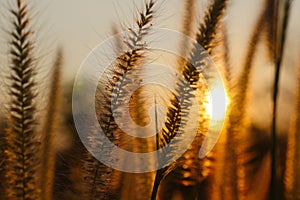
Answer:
[4,0,40,199]
[0,0,298,199]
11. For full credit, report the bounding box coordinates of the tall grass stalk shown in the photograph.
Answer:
[220,1,271,198]
[118,87,155,200]
[263,0,276,61]
[40,48,63,200]
[4,0,40,199]
[284,53,300,200]
[270,0,292,199]
[151,1,227,199]
[177,0,197,68]
[81,1,155,199]
[114,1,155,196]
[222,25,232,89]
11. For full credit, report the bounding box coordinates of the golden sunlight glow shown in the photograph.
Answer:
[206,84,229,122]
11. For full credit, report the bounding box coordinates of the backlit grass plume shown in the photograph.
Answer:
[80,1,155,199]
[163,0,228,192]
[97,0,154,148]
[4,0,40,199]
[157,0,228,162]
[151,0,227,199]
[1,0,298,199]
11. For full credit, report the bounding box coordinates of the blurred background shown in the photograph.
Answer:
[0,0,300,199]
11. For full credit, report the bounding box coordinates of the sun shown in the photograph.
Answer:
[205,84,229,123]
